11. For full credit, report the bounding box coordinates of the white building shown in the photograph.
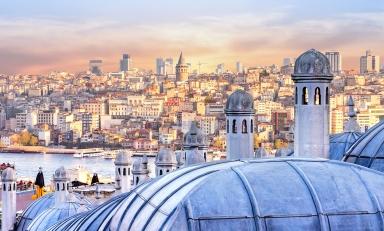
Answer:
[325,51,342,74]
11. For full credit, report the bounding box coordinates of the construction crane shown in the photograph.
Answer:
[198,62,207,74]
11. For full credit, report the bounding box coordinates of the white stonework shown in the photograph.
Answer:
[2,167,16,231]
[132,155,149,186]
[225,89,255,159]
[53,166,70,207]
[183,122,208,166]
[114,150,132,193]
[292,49,334,158]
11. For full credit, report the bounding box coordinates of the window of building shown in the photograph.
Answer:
[62,183,65,191]
[326,87,329,105]
[136,177,139,185]
[123,168,126,176]
[56,183,59,191]
[302,87,308,105]
[250,119,254,133]
[232,119,237,133]
[315,87,321,105]
[160,169,163,176]
[295,87,298,104]
[226,120,229,133]
[242,120,248,133]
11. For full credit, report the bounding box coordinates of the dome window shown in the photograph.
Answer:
[232,119,237,133]
[314,87,321,105]
[302,87,308,105]
[242,120,248,133]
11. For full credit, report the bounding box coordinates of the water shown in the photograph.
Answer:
[0,153,115,183]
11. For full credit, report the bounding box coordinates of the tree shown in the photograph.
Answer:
[20,131,32,146]
[29,136,39,146]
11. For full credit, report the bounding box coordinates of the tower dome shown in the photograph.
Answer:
[54,166,69,181]
[114,150,131,165]
[183,122,208,147]
[343,119,384,172]
[156,148,177,165]
[225,89,254,114]
[292,49,333,81]
[1,167,16,181]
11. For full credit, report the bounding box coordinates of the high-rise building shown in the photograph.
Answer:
[360,50,380,74]
[165,58,174,75]
[120,54,131,72]
[325,52,342,74]
[156,58,164,75]
[216,63,225,74]
[236,61,243,73]
[176,52,189,81]
[89,60,103,75]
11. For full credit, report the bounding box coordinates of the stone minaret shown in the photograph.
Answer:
[155,147,177,176]
[53,166,70,207]
[344,96,361,132]
[225,89,255,160]
[114,150,132,193]
[183,121,208,166]
[2,167,16,231]
[292,49,334,158]
[132,155,149,186]
[176,52,189,82]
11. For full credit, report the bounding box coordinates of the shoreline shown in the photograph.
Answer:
[0,146,104,155]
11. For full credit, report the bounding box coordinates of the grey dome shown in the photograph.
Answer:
[114,150,131,165]
[183,122,208,148]
[132,155,149,174]
[1,167,16,181]
[156,148,177,166]
[16,193,92,231]
[27,200,91,231]
[343,120,384,172]
[95,158,384,231]
[330,132,362,160]
[54,166,69,181]
[225,89,254,114]
[292,49,333,81]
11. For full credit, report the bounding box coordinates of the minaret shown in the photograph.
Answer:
[176,52,189,82]
[53,166,70,207]
[225,89,255,159]
[155,147,177,176]
[114,150,132,193]
[344,96,361,132]
[183,121,208,166]
[1,167,16,231]
[292,49,334,158]
[132,155,149,186]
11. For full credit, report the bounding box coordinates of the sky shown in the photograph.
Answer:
[0,0,383,74]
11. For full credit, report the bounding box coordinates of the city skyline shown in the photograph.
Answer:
[0,0,383,74]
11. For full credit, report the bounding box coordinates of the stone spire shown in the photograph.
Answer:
[1,167,16,231]
[176,52,188,82]
[177,52,185,65]
[344,96,361,132]
[183,121,208,166]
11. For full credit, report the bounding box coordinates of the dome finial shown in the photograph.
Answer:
[344,96,360,132]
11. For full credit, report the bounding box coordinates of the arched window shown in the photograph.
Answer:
[123,168,126,176]
[160,169,163,176]
[9,184,11,191]
[166,169,169,172]
[136,177,139,185]
[14,183,16,190]
[226,120,229,133]
[242,120,247,133]
[314,87,321,105]
[204,152,207,162]
[128,168,130,175]
[232,119,237,133]
[295,87,298,104]
[67,183,69,190]
[62,183,65,191]
[3,184,5,191]
[118,168,121,175]
[56,183,59,191]
[326,87,329,105]
[302,87,308,105]
[250,119,254,133]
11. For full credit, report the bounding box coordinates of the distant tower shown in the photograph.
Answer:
[183,121,208,166]
[155,147,177,176]
[53,166,70,206]
[292,49,334,158]
[1,167,16,231]
[344,96,361,132]
[114,150,132,193]
[176,52,189,82]
[120,54,131,72]
[132,155,149,186]
[225,89,255,159]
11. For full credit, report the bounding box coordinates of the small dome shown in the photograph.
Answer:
[27,201,91,231]
[183,122,208,147]
[225,89,254,113]
[329,132,362,160]
[16,193,92,231]
[54,166,69,181]
[114,150,131,165]
[1,167,16,181]
[343,120,384,172]
[156,148,177,166]
[132,155,149,174]
[292,49,333,81]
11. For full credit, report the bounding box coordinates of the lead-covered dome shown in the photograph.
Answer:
[225,89,254,114]
[16,193,92,231]
[114,150,131,165]
[54,166,69,181]
[330,132,362,160]
[183,122,208,148]
[156,148,177,166]
[292,49,333,81]
[343,120,384,172]
[1,167,16,181]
